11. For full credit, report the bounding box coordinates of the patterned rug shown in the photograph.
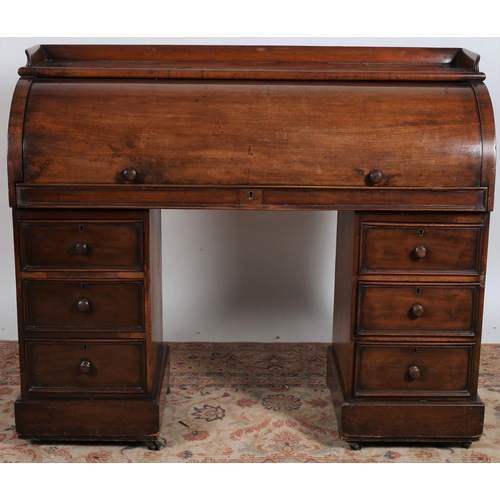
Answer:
[1,341,500,463]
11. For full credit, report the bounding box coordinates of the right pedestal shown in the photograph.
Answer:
[328,211,489,447]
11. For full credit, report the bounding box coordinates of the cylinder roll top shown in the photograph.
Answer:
[8,45,496,210]
[23,80,482,188]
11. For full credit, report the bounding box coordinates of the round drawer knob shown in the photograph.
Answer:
[408,365,421,379]
[79,359,91,374]
[414,245,428,259]
[122,168,138,182]
[77,298,90,312]
[75,241,89,255]
[412,303,425,317]
[368,169,383,184]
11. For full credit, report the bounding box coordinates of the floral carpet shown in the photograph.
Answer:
[1,341,500,463]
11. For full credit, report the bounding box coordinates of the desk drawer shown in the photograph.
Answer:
[358,283,477,336]
[20,220,143,271]
[354,344,472,397]
[25,340,146,394]
[360,223,481,274]
[24,280,144,332]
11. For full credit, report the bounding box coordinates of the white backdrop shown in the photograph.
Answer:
[1,37,499,343]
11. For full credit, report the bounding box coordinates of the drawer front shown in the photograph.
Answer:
[355,344,472,397]
[360,223,481,274]
[26,340,145,394]
[20,220,143,270]
[358,284,478,336]
[24,280,144,332]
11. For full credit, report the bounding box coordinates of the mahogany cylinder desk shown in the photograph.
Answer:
[7,45,496,449]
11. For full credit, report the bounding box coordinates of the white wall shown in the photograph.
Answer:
[1,37,499,343]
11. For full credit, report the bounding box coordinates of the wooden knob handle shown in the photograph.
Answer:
[408,365,421,379]
[75,242,89,255]
[77,298,90,312]
[79,359,91,374]
[122,168,138,181]
[412,303,425,317]
[368,169,383,184]
[414,245,427,259]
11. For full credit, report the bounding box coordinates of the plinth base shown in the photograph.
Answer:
[327,346,484,446]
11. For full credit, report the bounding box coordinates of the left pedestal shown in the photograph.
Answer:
[12,208,169,447]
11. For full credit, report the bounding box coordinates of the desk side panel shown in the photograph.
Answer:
[473,82,497,211]
[7,78,33,207]
[332,211,358,397]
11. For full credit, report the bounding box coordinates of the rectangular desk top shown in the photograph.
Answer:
[20,45,485,81]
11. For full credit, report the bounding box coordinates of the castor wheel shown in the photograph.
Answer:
[348,442,362,451]
[147,440,162,451]
[461,442,472,449]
